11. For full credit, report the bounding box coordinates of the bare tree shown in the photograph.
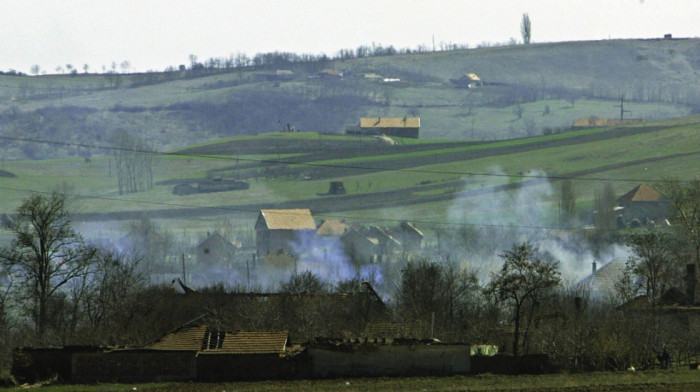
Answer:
[521,13,532,44]
[627,231,680,306]
[485,242,560,356]
[560,179,576,227]
[0,192,97,343]
[30,64,40,76]
[110,130,154,195]
[661,178,700,268]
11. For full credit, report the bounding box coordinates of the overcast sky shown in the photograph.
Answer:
[2,0,698,74]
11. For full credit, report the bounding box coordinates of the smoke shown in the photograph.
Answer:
[289,231,356,284]
[446,168,630,283]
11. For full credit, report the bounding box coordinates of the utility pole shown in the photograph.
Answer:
[614,95,631,123]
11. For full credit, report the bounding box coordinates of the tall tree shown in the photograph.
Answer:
[0,192,97,343]
[627,231,680,306]
[521,13,532,44]
[110,130,154,195]
[485,242,560,356]
[661,178,700,268]
[560,179,576,227]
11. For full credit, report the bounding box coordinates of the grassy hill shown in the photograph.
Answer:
[1,38,699,243]
[0,39,698,161]
[1,114,698,243]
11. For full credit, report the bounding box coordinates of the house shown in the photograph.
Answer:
[146,324,289,355]
[318,68,343,78]
[450,73,483,88]
[571,118,645,129]
[255,209,316,257]
[195,232,240,267]
[340,228,380,265]
[68,325,294,383]
[347,117,421,139]
[367,226,401,257]
[316,219,349,236]
[577,258,631,297]
[391,221,424,252]
[616,183,672,221]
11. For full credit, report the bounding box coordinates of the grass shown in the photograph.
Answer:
[1,117,698,221]
[8,369,699,392]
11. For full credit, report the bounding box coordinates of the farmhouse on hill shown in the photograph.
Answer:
[616,183,671,222]
[572,117,645,129]
[450,73,483,88]
[347,117,421,139]
[255,209,316,257]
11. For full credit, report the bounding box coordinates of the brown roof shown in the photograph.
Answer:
[360,117,420,129]
[259,209,316,230]
[146,325,288,355]
[463,73,481,81]
[316,219,349,236]
[617,184,667,203]
[218,331,288,355]
[147,325,208,351]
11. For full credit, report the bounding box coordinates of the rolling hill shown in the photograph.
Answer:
[0,38,698,161]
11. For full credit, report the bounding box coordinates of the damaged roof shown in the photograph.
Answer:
[146,325,288,355]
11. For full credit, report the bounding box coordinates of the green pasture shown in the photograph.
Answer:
[0,116,698,223]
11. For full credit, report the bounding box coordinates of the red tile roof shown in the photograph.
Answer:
[146,325,288,355]
[617,184,667,203]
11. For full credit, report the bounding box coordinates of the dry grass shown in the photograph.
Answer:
[8,369,699,392]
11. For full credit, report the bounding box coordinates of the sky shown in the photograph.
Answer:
[1,0,698,74]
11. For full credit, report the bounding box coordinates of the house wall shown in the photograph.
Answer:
[257,229,312,257]
[197,354,297,381]
[620,201,671,221]
[340,234,377,265]
[12,347,103,383]
[308,344,469,378]
[71,351,197,383]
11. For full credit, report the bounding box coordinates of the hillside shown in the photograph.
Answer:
[1,114,698,230]
[0,39,698,161]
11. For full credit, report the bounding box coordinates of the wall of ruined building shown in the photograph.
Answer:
[71,351,197,383]
[196,353,298,381]
[12,347,103,384]
[307,344,469,378]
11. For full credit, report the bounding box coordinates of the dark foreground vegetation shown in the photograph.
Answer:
[4,370,700,392]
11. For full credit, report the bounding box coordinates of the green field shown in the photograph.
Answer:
[1,114,699,239]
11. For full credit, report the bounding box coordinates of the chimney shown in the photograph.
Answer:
[592,261,597,275]
[688,264,698,305]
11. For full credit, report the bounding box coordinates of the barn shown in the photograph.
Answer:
[347,117,421,139]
